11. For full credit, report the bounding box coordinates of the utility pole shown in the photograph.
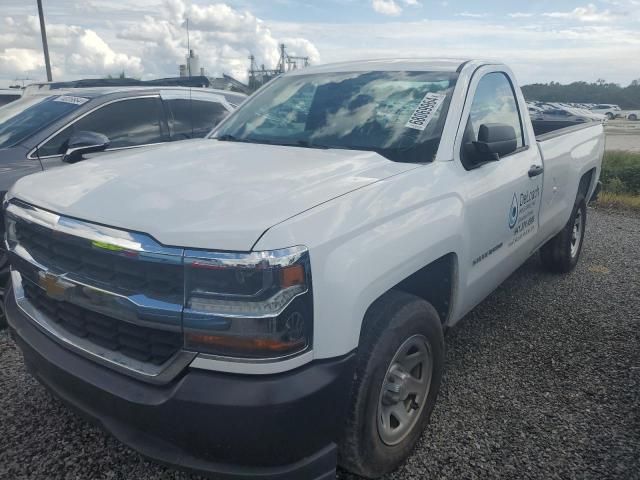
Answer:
[36,0,53,81]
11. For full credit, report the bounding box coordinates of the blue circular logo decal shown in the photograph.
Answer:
[508,193,519,229]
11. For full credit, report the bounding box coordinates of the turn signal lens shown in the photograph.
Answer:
[185,332,305,355]
[280,264,305,288]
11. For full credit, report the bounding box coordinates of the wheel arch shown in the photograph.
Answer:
[578,167,596,203]
[358,253,458,343]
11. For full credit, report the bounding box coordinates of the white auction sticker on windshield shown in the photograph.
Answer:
[54,95,89,105]
[405,92,446,131]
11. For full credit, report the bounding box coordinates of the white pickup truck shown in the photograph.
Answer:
[4,59,603,479]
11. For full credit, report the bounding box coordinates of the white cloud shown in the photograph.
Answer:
[270,18,640,85]
[1,0,639,88]
[457,12,490,18]
[117,1,320,81]
[0,0,319,84]
[372,0,402,16]
[0,48,43,74]
[371,0,420,16]
[594,0,639,7]
[68,30,142,75]
[543,3,620,22]
[0,15,142,79]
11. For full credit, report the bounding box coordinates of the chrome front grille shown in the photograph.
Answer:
[4,199,195,383]
[23,281,182,365]
[14,218,183,302]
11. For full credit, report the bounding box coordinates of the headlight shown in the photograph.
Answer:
[2,193,12,251]
[183,246,312,359]
[4,214,17,251]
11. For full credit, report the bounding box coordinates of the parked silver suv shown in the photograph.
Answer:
[0,86,245,320]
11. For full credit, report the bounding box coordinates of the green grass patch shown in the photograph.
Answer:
[600,150,640,195]
[595,192,640,212]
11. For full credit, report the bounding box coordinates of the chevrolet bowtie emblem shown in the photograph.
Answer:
[38,272,72,300]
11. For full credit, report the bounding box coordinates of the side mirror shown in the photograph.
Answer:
[471,123,517,163]
[62,131,109,164]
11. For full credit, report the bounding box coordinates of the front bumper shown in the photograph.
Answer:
[5,288,355,479]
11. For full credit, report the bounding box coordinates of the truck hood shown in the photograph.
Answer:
[10,139,414,251]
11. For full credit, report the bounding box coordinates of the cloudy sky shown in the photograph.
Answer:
[1,0,639,88]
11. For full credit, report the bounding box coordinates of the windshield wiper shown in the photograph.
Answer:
[216,134,242,142]
[216,135,328,150]
[216,134,275,146]
[265,139,329,149]
[321,144,381,153]
[295,140,328,149]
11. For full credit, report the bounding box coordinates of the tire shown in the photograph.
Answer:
[540,198,587,273]
[606,112,615,120]
[0,252,7,329]
[0,295,6,329]
[339,290,444,478]
[629,114,638,121]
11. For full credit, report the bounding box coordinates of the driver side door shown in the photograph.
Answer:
[458,69,544,314]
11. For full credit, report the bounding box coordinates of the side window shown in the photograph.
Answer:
[39,97,164,157]
[0,95,21,107]
[190,101,228,137]
[460,72,524,168]
[166,99,229,140]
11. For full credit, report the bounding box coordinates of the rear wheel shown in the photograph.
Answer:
[540,199,587,273]
[629,114,638,121]
[339,291,444,478]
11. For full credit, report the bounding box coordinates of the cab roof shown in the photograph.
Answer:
[286,58,494,76]
[23,86,245,100]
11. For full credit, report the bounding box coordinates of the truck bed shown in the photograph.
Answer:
[534,121,604,243]
[532,119,600,138]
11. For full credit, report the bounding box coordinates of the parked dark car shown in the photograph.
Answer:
[0,86,245,319]
[0,89,22,107]
[0,86,244,190]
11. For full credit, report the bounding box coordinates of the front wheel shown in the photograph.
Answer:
[0,252,8,328]
[540,199,587,273]
[629,114,638,121]
[339,291,444,478]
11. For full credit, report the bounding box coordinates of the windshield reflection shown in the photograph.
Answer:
[214,71,458,163]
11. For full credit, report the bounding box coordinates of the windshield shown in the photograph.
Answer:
[213,71,458,162]
[0,94,87,149]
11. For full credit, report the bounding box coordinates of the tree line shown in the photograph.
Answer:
[522,80,640,109]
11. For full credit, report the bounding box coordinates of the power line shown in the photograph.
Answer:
[248,43,309,92]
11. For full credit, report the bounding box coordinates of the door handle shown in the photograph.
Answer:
[528,165,544,178]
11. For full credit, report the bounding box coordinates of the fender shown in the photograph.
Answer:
[255,162,465,360]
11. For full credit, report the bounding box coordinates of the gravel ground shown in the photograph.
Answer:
[1,208,639,480]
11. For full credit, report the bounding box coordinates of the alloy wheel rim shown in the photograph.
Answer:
[570,209,582,258]
[377,334,432,446]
